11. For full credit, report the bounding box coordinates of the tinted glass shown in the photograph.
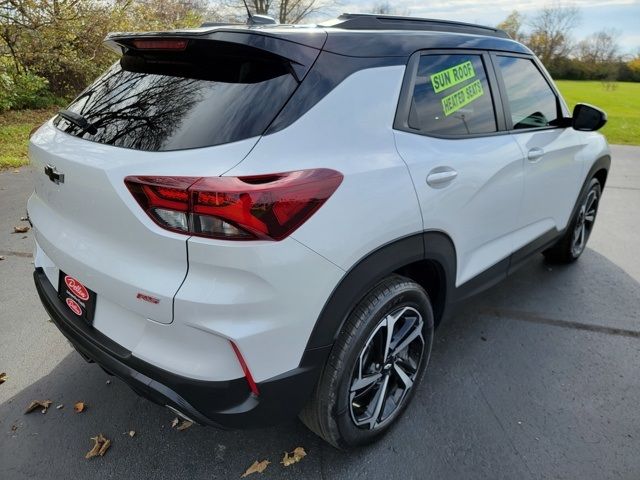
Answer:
[408,54,496,135]
[496,56,559,129]
[54,42,298,151]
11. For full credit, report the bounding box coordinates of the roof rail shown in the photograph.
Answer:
[322,13,510,39]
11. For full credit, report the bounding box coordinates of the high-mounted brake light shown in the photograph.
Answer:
[131,39,188,50]
[125,169,343,241]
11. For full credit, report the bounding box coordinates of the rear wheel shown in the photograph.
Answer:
[300,275,434,449]
[544,178,601,264]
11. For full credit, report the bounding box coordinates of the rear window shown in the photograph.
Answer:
[54,41,298,151]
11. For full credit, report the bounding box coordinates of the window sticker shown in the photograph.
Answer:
[430,61,476,93]
[441,79,484,116]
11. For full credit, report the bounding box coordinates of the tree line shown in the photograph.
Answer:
[1,1,639,112]
[0,0,337,110]
[497,6,640,82]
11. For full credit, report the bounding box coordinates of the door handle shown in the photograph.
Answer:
[426,167,458,188]
[527,147,545,162]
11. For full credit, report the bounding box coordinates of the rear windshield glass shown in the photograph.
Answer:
[54,41,298,151]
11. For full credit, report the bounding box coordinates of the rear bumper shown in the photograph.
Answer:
[34,267,328,428]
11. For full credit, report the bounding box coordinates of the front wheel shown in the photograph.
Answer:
[544,177,601,264]
[300,275,434,449]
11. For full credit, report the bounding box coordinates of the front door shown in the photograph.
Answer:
[492,54,585,249]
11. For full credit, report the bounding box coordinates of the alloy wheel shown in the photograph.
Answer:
[349,306,425,430]
[571,187,599,258]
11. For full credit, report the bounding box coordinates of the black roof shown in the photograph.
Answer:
[323,13,510,38]
[106,13,531,58]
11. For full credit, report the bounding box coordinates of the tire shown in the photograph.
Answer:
[300,275,434,449]
[543,177,602,264]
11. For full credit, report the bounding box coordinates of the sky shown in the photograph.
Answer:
[315,0,640,55]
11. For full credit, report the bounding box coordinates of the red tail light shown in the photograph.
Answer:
[125,169,343,241]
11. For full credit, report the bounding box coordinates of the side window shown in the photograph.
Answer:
[408,54,497,136]
[496,56,560,130]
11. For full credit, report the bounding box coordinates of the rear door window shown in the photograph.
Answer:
[495,56,560,129]
[406,53,497,136]
[54,41,299,151]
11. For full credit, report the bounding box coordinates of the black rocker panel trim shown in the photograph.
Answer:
[508,228,561,274]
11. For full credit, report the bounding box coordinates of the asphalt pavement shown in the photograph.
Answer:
[1,145,639,479]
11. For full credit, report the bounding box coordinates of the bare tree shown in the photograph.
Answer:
[497,10,525,42]
[276,0,328,24]
[222,0,334,24]
[576,29,620,63]
[527,4,581,66]
[370,2,410,16]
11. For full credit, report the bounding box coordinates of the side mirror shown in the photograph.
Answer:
[573,103,607,132]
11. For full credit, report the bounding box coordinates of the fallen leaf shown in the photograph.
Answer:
[85,434,111,459]
[13,226,29,233]
[105,380,111,385]
[20,216,29,221]
[25,400,52,414]
[11,424,18,432]
[13,169,19,173]
[74,402,86,413]
[0,372,6,384]
[56,404,64,410]
[176,420,193,431]
[281,447,307,467]
[0,256,5,261]
[128,430,135,437]
[170,417,179,428]
[241,460,270,477]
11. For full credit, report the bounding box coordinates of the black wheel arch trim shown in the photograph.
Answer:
[302,231,456,353]
[568,154,610,227]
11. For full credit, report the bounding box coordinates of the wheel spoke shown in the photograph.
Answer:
[367,375,390,428]
[382,307,406,361]
[391,323,423,357]
[393,363,414,390]
[351,372,383,393]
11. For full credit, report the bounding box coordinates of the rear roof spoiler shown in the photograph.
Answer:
[104,29,327,81]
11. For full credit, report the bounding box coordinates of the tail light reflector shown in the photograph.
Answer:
[125,169,343,241]
[229,341,259,396]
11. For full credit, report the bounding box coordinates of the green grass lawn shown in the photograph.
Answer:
[0,108,57,170]
[556,80,640,146]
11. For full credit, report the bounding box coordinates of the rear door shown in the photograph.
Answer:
[393,50,525,286]
[491,53,585,247]
[29,35,312,324]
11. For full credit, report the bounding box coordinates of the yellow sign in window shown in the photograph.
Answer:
[430,61,476,93]
[441,80,484,116]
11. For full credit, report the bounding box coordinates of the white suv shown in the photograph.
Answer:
[29,14,610,448]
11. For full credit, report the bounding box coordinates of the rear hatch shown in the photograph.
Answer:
[29,30,321,324]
